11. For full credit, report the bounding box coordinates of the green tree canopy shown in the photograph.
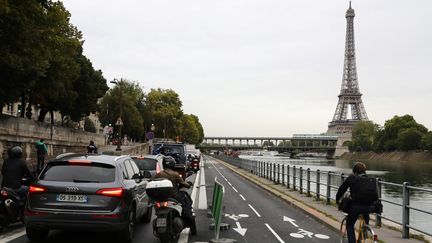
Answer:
[397,127,424,151]
[422,132,432,152]
[350,121,379,152]
[98,80,144,140]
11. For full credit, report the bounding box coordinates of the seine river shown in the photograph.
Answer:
[239,154,432,236]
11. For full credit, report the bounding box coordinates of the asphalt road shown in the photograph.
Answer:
[3,155,339,243]
[189,155,339,242]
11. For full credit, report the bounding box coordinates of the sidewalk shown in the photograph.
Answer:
[213,157,429,243]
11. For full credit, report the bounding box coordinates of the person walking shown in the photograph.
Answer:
[35,139,47,174]
[336,162,378,243]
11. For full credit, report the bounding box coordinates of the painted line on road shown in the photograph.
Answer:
[265,223,285,243]
[248,204,261,217]
[178,228,190,243]
[239,194,246,201]
[0,228,26,242]
[232,187,238,193]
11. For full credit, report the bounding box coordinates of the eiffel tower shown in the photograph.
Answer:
[327,2,368,135]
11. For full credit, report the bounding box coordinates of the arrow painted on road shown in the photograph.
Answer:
[233,222,247,236]
[283,216,298,228]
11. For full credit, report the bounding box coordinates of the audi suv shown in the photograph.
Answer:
[25,153,152,243]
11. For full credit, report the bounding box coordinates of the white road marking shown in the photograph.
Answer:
[178,228,190,243]
[283,216,299,228]
[239,194,246,201]
[233,221,248,236]
[265,223,285,243]
[0,228,26,242]
[248,204,261,217]
[232,187,238,193]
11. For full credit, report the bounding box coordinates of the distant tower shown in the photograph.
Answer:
[327,2,368,135]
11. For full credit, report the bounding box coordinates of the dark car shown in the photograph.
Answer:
[152,143,189,178]
[25,153,152,243]
[131,154,164,178]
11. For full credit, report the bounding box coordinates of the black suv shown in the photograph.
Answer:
[152,143,188,177]
[25,153,152,243]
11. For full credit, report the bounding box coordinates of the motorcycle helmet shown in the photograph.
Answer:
[163,156,176,170]
[10,146,23,159]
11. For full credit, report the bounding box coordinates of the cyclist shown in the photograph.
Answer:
[336,162,378,243]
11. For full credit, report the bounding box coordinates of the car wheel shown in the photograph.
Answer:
[118,207,136,243]
[26,226,49,242]
[141,205,152,223]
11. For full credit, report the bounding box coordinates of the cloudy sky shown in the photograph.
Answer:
[63,0,432,137]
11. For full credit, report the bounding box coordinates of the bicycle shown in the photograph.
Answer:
[340,213,378,243]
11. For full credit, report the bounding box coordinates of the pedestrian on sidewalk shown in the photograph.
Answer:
[35,139,47,174]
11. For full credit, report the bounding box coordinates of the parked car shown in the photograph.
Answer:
[25,153,152,243]
[131,154,164,178]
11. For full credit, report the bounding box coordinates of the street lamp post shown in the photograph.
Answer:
[110,79,123,151]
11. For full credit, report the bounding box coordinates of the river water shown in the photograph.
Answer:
[239,154,432,236]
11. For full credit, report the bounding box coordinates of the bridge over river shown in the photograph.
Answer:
[197,135,340,157]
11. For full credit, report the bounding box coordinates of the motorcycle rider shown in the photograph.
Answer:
[1,146,36,200]
[87,140,98,153]
[155,156,194,223]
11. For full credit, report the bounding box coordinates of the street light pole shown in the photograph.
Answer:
[110,78,123,151]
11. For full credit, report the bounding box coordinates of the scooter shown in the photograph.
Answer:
[190,158,200,173]
[0,178,31,230]
[147,177,197,243]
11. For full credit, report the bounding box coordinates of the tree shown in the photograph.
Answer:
[98,80,145,141]
[350,121,379,152]
[374,115,428,152]
[190,114,204,144]
[84,117,96,133]
[397,128,424,151]
[422,132,432,152]
[144,89,183,139]
[178,114,199,144]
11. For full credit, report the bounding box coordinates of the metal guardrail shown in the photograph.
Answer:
[214,155,432,239]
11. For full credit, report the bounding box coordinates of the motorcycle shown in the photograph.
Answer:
[146,176,196,243]
[190,158,200,173]
[0,178,31,229]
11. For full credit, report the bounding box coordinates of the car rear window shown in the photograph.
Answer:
[133,158,157,170]
[40,162,116,183]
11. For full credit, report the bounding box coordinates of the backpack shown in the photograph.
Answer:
[351,175,378,204]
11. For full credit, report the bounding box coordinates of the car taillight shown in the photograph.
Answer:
[373,234,378,241]
[96,188,124,198]
[29,185,47,193]
[156,163,161,174]
[155,201,169,208]
[68,159,91,165]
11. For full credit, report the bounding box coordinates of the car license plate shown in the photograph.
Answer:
[156,218,167,227]
[57,194,87,203]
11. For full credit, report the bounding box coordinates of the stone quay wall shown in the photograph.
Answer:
[0,115,105,161]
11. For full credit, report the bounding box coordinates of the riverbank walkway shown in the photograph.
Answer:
[212,156,429,243]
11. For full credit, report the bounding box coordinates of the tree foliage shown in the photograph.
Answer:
[0,0,107,123]
[350,115,429,152]
[422,132,432,153]
[98,80,145,140]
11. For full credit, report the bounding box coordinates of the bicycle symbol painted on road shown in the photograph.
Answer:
[290,228,330,239]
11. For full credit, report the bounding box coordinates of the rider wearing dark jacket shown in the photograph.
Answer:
[336,162,375,243]
[1,146,36,199]
[156,156,193,222]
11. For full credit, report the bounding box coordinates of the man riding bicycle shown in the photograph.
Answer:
[336,162,378,243]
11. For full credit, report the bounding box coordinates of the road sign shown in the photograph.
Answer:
[115,117,123,126]
[146,131,155,140]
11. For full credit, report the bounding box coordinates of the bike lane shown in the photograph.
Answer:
[199,156,339,242]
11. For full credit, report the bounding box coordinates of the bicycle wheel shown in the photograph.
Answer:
[358,221,377,243]
[339,217,348,243]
